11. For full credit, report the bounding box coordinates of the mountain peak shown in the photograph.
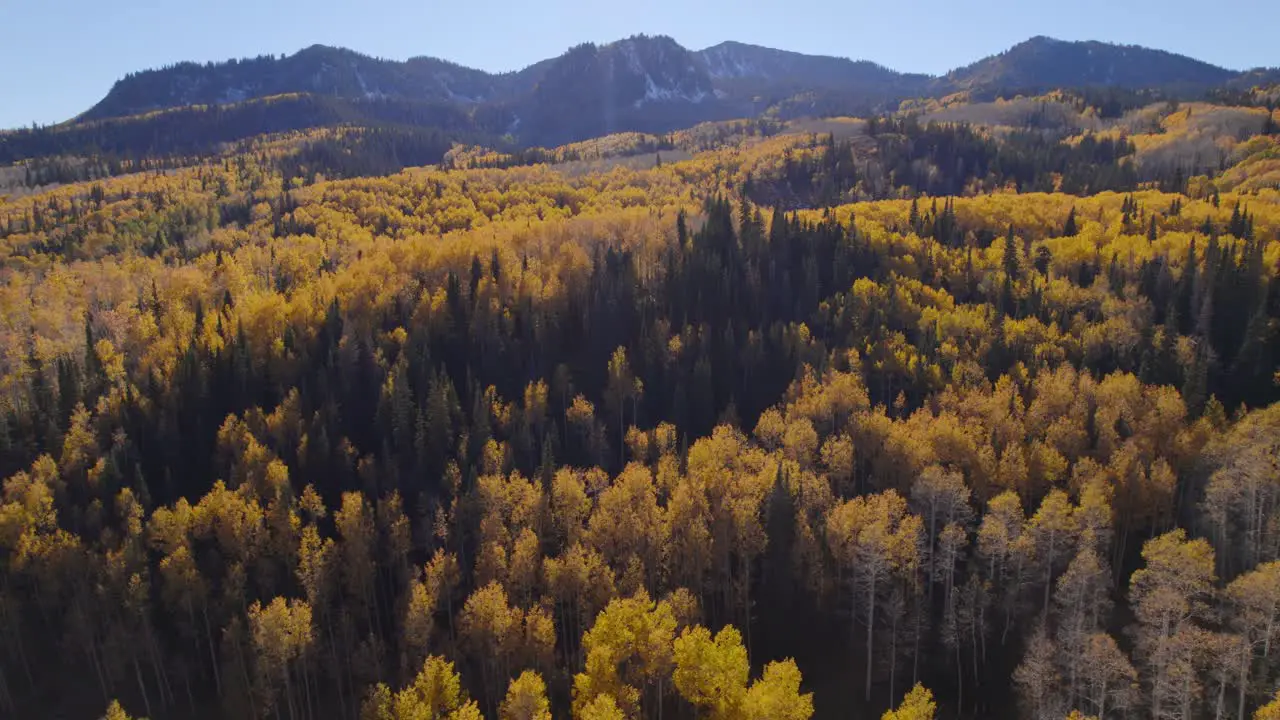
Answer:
[1019,35,1066,47]
[946,36,1237,91]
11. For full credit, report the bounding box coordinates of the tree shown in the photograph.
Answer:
[1201,405,1280,577]
[575,693,626,720]
[1225,561,1280,720]
[672,625,749,719]
[1078,633,1138,719]
[364,655,483,720]
[605,347,643,465]
[544,543,616,669]
[1029,489,1078,618]
[1257,690,1280,720]
[977,491,1031,644]
[248,597,314,720]
[1015,626,1063,719]
[1054,543,1113,707]
[672,623,813,720]
[459,582,521,711]
[910,465,973,603]
[500,671,552,720]
[1129,530,1217,720]
[882,683,936,720]
[587,463,666,595]
[742,660,813,720]
[572,590,676,718]
[826,490,922,701]
[101,700,145,720]
[401,568,437,680]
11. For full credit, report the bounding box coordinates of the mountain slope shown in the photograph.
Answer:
[512,36,739,146]
[942,36,1239,92]
[696,41,930,94]
[81,45,527,121]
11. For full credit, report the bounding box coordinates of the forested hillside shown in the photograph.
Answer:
[1,92,1279,720]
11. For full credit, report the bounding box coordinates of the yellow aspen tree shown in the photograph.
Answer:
[882,683,936,720]
[550,468,592,550]
[672,625,749,718]
[499,671,552,720]
[459,581,521,712]
[977,490,1031,645]
[1029,489,1078,618]
[101,699,144,720]
[586,463,666,595]
[604,347,643,464]
[424,549,461,639]
[377,655,483,720]
[248,596,314,720]
[401,568,436,681]
[826,490,922,702]
[575,693,626,720]
[1129,529,1216,720]
[544,542,616,668]
[741,659,814,720]
[1256,690,1280,720]
[572,590,676,719]
[663,473,712,599]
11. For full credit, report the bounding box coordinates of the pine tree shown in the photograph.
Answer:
[1063,206,1078,237]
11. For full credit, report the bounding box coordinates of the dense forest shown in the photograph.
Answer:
[1,93,1279,720]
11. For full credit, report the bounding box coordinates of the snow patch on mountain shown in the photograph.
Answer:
[618,40,646,74]
[634,74,710,107]
[700,46,766,80]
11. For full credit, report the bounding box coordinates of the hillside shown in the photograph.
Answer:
[1,83,1279,720]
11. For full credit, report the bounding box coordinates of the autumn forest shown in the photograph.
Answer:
[1,60,1280,720]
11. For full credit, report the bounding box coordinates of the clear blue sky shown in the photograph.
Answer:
[2,0,1278,130]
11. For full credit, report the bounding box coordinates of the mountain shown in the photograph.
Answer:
[512,36,737,146]
[942,36,1239,93]
[697,41,930,95]
[81,36,938,133]
[9,35,1273,165]
[80,45,531,121]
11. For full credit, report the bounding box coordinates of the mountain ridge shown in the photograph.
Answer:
[83,34,1275,123]
[21,34,1279,156]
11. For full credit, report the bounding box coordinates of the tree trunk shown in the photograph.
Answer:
[1043,531,1055,618]
[1215,674,1225,720]
[132,652,154,719]
[201,602,223,696]
[1237,641,1249,720]
[0,667,13,716]
[865,572,876,702]
[283,661,296,720]
[236,625,258,720]
[145,619,173,707]
[955,638,963,713]
[741,555,753,661]
[888,604,898,709]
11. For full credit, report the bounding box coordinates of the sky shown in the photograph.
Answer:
[2,0,1278,130]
